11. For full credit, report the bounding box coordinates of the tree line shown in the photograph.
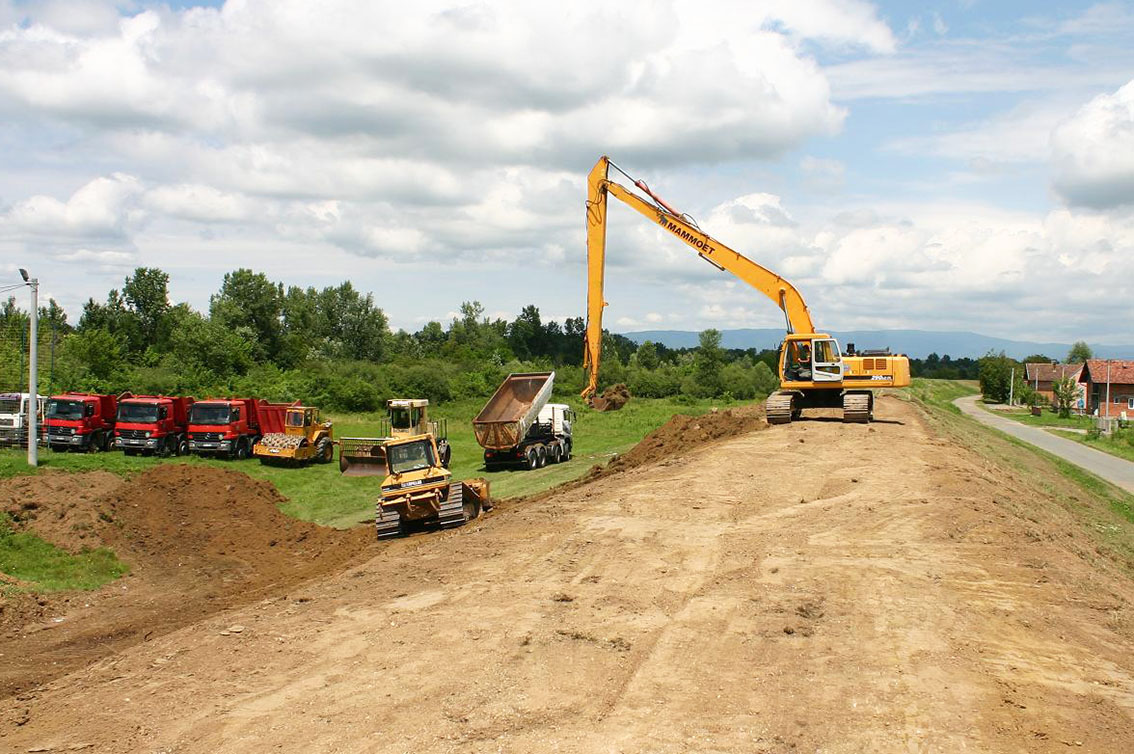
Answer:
[0,267,782,411]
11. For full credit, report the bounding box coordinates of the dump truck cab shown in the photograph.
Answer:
[115,395,194,456]
[44,392,122,452]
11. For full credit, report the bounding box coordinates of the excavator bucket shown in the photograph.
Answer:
[338,437,389,477]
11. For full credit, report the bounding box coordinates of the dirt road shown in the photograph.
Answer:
[3,397,1133,752]
[955,394,1134,493]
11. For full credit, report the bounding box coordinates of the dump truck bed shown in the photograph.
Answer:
[473,372,555,450]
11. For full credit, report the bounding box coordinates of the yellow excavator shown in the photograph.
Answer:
[582,155,910,424]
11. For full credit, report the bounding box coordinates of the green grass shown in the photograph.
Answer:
[904,378,979,413]
[993,409,1094,430]
[0,395,728,529]
[1051,429,1134,464]
[0,515,129,592]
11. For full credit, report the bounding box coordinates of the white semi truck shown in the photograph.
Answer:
[473,372,575,470]
[0,392,45,447]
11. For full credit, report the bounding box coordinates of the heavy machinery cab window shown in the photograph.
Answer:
[190,404,233,425]
[286,410,305,428]
[47,400,84,420]
[390,407,420,431]
[784,341,813,381]
[118,403,160,423]
[387,440,435,475]
[811,339,843,381]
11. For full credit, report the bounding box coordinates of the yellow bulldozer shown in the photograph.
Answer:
[339,398,451,476]
[253,405,335,465]
[338,398,487,538]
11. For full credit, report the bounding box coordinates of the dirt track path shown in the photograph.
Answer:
[4,398,1134,752]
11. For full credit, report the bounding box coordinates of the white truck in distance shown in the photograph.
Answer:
[0,392,45,447]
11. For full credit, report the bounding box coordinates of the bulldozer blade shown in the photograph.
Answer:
[338,437,389,477]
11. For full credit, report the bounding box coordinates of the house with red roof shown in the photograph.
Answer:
[1024,362,1085,409]
[1079,360,1134,418]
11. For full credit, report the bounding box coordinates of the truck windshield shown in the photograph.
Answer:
[47,400,84,420]
[387,440,435,475]
[0,397,21,414]
[118,403,160,424]
[190,404,232,425]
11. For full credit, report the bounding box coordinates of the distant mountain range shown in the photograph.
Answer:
[618,329,1134,360]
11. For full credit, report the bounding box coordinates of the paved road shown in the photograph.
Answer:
[954,394,1134,494]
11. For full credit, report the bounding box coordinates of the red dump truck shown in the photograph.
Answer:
[114,395,195,457]
[44,392,126,452]
[187,398,297,460]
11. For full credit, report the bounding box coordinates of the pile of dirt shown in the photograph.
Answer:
[0,470,125,553]
[577,403,768,487]
[0,464,374,696]
[590,383,630,411]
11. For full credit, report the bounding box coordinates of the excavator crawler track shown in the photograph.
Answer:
[843,392,873,423]
[766,392,796,425]
[375,505,404,539]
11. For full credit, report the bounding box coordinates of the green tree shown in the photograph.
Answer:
[1022,354,1053,363]
[122,267,170,350]
[978,351,1018,403]
[1068,341,1092,363]
[636,340,660,370]
[210,269,283,361]
[692,329,725,397]
[1053,376,1079,418]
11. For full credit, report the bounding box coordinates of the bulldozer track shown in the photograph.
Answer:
[842,391,872,423]
[765,391,795,425]
[374,504,404,539]
[438,483,468,529]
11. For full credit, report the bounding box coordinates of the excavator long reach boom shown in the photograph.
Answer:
[581,155,910,424]
[583,155,815,400]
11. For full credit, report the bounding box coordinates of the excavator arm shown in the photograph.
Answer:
[583,155,815,400]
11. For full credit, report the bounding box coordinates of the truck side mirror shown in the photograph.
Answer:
[232,408,240,421]
[160,407,168,420]
[86,405,95,417]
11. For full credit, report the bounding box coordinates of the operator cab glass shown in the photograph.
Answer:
[118,403,160,423]
[387,439,435,475]
[389,406,421,431]
[286,409,305,427]
[811,338,843,382]
[190,404,232,425]
[47,400,84,420]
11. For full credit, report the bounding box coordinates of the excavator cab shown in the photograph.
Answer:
[781,336,843,384]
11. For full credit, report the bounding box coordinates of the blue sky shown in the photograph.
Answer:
[1,1,1132,343]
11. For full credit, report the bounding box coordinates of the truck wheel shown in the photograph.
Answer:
[316,437,333,464]
[549,445,561,464]
[525,449,538,470]
[177,437,189,456]
[537,447,547,468]
[235,440,249,460]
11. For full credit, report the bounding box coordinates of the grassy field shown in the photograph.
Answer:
[902,378,979,412]
[1,515,129,592]
[0,395,730,529]
[994,409,1094,430]
[1051,429,1134,464]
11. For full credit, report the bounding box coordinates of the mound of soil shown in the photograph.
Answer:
[0,464,374,697]
[587,403,768,482]
[591,383,631,411]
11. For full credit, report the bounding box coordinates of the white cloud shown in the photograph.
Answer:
[1051,79,1134,209]
[2,173,143,239]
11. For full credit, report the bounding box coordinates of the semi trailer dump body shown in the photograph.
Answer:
[474,373,573,470]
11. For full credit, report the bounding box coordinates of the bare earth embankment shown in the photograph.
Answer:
[2,396,1133,752]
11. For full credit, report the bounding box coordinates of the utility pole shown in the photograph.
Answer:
[1106,360,1112,423]
[19,268,37,467]
[1009,366,1015,406]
